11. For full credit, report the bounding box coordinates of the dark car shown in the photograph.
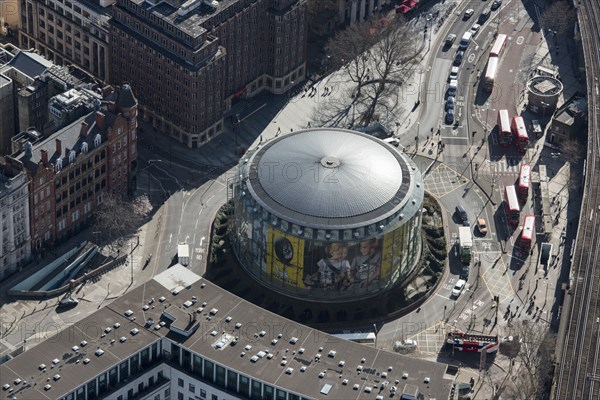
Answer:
[446,96,455,111]
[479,7,491,23]
[453,50,464,66]
[445,109,455,125]
[491,0,502,11]
[455,205,469,226]
[58,297,79,308]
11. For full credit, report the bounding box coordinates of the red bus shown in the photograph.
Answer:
[497,109,512,146]
[511,116,529,153]
[520,215,535,253]
[505,185,520,225]
[518,164,531,200]
[446,332,499,353]
[489,34,508,57]
[483,56,499,92]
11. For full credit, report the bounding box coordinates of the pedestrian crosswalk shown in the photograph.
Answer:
[479,158,524,175]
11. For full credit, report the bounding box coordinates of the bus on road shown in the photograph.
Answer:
[505,185,520,225]
[483,56,499,92]
[497,109,512,146]
[511,115,529,153]
[332,332,376,346]
[446,332,499,353]
[520,215,535,254]
[489,34,508,57]
[518,164,531,200]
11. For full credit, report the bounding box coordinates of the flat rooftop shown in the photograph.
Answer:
[0,266,452,399]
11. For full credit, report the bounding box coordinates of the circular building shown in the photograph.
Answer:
[526,75,563,116]
[230,128,424,302]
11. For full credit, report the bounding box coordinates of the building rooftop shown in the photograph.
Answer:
[130,0,240,38]
[244,128,424,230]
[554,94,587,126]
[0,265,453,399]
[3,50,53,80]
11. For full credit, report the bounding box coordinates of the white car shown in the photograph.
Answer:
[449,66,459,81]
[470,24,481,36]
[464,9,474,18]
[394,339,417,352]
[451,279,467,298]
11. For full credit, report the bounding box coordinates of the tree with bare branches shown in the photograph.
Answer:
[539,0,577,36]
[321,16,418,128]
[93,194,152,248]
[493,320,555,399]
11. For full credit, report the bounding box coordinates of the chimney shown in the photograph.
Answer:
[40,149,48,165]
[95,111,106,130]
[80,121,89,137]
[55,138,62,155]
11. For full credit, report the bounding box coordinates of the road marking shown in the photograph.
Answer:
[169,233,172,244]
[516,36,524,45]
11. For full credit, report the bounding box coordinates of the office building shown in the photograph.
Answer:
[0,265,453,400]
[17,0,112,81]
[110,0,307,148]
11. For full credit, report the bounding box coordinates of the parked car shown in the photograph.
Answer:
[455,205,469,226]
[394,339,418,352]
[383,137,400,147]
[454,50,464,65]
[445,109,455,125]
[452,279,467,298]
[449,66,459,81]
[491,0,502,11]
[469,24,481,36]
[477,218,488,235]
[446,96,455,111]
[464,9,474,19]
[447,79,458,97]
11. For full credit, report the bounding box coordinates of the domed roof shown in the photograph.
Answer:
[245,129,421,229]
[254,130,402,218]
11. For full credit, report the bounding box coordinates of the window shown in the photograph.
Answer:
[211,396,217,400]
[177,393,183,400]
[188,383,195,393]
[200,389,206,398]
[178,378,183,388]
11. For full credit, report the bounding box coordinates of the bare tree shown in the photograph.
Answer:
[539,0,577,35]
[496,320,555,399]
[322,16,418,128]
[560,137,584,164]
[306,0,339,37]
[93,194,152,248]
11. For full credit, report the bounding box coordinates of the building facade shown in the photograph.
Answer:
[0,168,31,279]
[3,83,137,250]
[0,74,15,154]
[18,0,112,81]
[110,0,307,148]
[548,93,587,145]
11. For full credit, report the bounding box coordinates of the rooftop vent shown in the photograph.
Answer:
[342,379,348,385]
[53,374,60,381]
[250,356,259,363]
[318,371,325,379]
[83,358,90,364]
[113,323,120,329]
[299,348,305,354]
[290,337,298,344]
[183,300,193,308]
[328,350,336,358]
[364,386,372,393]
[95,349,104,356]
[14,379,21,385]
[357,365,363,372]
[244,345,252,351]
[259,330,266,337]
[402,372,409,379]
[339,361,345,367]
[38,364,46,370]
[235,322,242,329]
[159,296,166,302]
[2,384,9,390]
[271,339,278,345]
[424,377,430,383]
[300,366,306,372]
[120,337,127,342]
[71,346,79,352]
[80,340,88,347]
[130,328,139,335]
[225,316,232,322]
[381,372,387,378]
[280,360,287,366]
[285,367,294,375]
[209,308,218,315]
[44,384,52,391]
[257,351,267,358]
[124,310,133,317]
[353,384,360,390]
[104,327,112,333]
[52,358,60,365]
[210,330,218,336]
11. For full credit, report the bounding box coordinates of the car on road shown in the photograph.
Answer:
[464,9,474,18]
[383,137,400,147]
[58,297,79,308]
[491,0,502,11]
[469,23,481,36]
[449,66,459,81]
[454,50,464,65]
[445,96,455,111]
[445,33,457,47]
[445,109,455,125]
[477,218,488,235]
[452,279,467,298]
[479,7,491,23]
[394,339,418,352]
[455,205,469,226]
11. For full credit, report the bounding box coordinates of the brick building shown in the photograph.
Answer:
[3,83,137,250]
[110,0,307,148]
[18,0,112,81]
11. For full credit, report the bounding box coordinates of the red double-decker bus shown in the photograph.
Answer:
[511,116,529,153]
[446,332,499,353]
[505,185,520,225]
[497,109,512,146]
[483,57,499,92]
[489,34,508,57]
[518,164,531,200]
[520,215,535,254]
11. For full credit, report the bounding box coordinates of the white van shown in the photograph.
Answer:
[459,31,472,49]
